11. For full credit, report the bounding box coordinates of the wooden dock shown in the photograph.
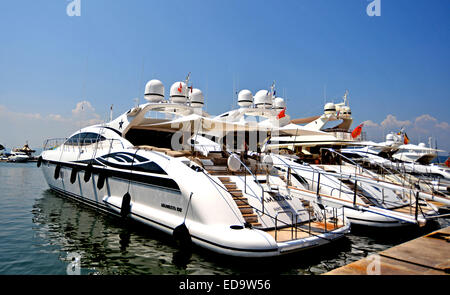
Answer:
[324,226,450,275]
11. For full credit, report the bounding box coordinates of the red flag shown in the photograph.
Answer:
[277,108,286,119]
[177,82,182,93]
[351,123,364,139]
[403,133,409,144]
[445,157,450,168]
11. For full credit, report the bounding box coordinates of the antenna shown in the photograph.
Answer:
[109,104,113,122]
[205,76,208,113]
[185,72,191,106]
[343,89,349,106]
[435,138,439,163]
[136,57,145,107]
[232,74,235,110]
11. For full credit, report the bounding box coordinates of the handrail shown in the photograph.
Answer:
[231,153,267,214]
[337,149,440,203]
[200,168,339,242]
[274,210,294,241]
[274,154,353,198]
[43,137,125,153]
[273,154,417,209]
[387,161,439,196]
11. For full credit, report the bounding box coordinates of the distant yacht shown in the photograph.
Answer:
[8,151,30,162]
[5,142,36,162]
[13,142,36,157]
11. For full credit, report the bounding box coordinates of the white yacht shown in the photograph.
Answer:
[8,151,30,162]
[38,79,350,257]
[211,88,444,228]
[341,136,450,196]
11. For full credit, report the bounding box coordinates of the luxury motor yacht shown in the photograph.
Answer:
[38,79,350,257]
[341,136,450,197]
[211,88,445,228]
[344,132,442,165]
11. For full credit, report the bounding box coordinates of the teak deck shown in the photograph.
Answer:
[265,221,345,242]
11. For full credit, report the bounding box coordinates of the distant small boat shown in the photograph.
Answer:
[12,143,35,156]
[8,151,30,162]
[6,142,37,162]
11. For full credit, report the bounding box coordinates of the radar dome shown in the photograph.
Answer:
[144,79,165,102]
[418,143,426,147]
[386,133,394,142]
[238,89,253,108]
[190,88,204,108]
[340,106,352,116]
[324,102,336,114]
[170,81,188,104]
[273,97,286,110]
[254,90,272,109]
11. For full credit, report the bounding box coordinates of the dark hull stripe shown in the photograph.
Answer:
[48,184,280,254]
[346,216,401,224]
[43,159,180,191]
[101,126,122,136]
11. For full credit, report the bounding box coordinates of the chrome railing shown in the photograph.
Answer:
[43,137,126,154]
[231,153,266,214]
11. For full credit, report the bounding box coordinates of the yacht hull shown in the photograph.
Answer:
[40,158,349,257]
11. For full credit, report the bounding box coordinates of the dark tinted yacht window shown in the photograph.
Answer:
[65,132,106,146]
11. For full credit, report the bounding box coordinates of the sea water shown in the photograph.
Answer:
[0,162,447,275]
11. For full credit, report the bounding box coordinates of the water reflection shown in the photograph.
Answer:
[31,189,448,275]
[32,190,193,274]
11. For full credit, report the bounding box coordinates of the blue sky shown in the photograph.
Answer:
[0,0,449,152]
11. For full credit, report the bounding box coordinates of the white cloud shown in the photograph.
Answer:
[0,101,103,150]
[362,120,379,128]
[363,113,450,152]
[71,101,96,116]
[47,114,65,121]
[380,115,411,129]
[415,114,437,124]
[70,100,103,127]
[436,121,450,130]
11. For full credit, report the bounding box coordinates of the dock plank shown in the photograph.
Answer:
[323,226,450,275]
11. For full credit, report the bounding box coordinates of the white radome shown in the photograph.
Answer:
[324,102,336,114]
[238,89,253,108]
[190,88,204,108]
[273,97,286,110]
[170,81,188,104]
[144,79,165,102]
[254,90,272,109]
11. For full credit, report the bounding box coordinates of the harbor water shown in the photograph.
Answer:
[0,162,448,275]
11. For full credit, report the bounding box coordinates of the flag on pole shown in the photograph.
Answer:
[351,123,364,139]
[277,108,286,119]
[177,83,182,93]
[404,133,410,144]
[445,157,450,168]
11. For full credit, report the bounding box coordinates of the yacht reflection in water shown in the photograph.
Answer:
[32,189,194,274]
[31,190,359,275]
